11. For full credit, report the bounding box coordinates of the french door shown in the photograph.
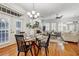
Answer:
[0,19,9,44]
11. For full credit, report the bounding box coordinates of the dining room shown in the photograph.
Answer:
[0,3,79,56]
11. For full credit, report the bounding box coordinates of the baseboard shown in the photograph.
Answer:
[50,40,78,44]
[0,41,16,48]
[64,41,78,44]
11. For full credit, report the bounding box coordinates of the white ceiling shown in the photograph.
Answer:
[2,3,79,22]
[17,3,63,17]
[16,3,79,17]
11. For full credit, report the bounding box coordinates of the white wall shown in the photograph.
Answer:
[0,12,27,48]
[20,14,30,33]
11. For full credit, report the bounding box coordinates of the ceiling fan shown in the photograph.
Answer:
[56,14,63,19]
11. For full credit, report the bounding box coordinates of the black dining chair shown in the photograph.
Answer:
[15,35,33,56]
[37,33,51,56]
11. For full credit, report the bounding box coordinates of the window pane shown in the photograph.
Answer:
[44,23,49,31]
[6,30,8,41]
[0,6,1,11]
[16,21,21,28]
[0,31,1,43]
[6,22,8,29]
[7,9,10,14]
[2,22,5,29]
[2,7,6,12]
[0,22,1,29]
[2,31,5,42]
[6,33,8,41]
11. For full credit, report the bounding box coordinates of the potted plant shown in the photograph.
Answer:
[26,21,39,29]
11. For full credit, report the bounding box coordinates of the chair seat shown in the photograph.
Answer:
[39,41,47,47]
[18,45,31,52]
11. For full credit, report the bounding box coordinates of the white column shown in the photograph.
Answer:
[67,24,69,32]
[74,23,76,32]
[49,22,52,32]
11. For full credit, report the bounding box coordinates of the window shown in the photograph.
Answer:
[0,5,22,17]
[2,7,6,12]
[0,19,9,43]
[16,21,21,28]
[11,11,15,15]
[7,9,10,14]
[0,6,1,11]
[16,20,21,34]
[51,23,56,32]
[43,23,50,31]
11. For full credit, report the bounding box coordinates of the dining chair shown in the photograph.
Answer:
[37,33,51,56]
[56,32,64,41]
[15,35,33,56]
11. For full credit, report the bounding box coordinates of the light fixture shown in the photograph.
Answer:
[27,3,40,19]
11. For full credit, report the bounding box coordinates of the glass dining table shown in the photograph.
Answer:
[24,33,48,56]
[24,36,39,56]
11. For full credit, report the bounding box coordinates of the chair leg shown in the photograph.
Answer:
[33,44,37,56]
[47,47,49,53]
[30,49,33,56]
[45,48,48,56]
[24,52,27,56]
[37,49,39,56]
[37,47,41,56]
[17,52,20,56]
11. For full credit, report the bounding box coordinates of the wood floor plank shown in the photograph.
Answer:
[0,42,79,56]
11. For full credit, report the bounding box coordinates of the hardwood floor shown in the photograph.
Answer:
[0,42,79,56]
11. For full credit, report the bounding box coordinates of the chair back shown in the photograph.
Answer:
[46,33,51,46]
[15,35,26,51]
[57,32,61,37]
